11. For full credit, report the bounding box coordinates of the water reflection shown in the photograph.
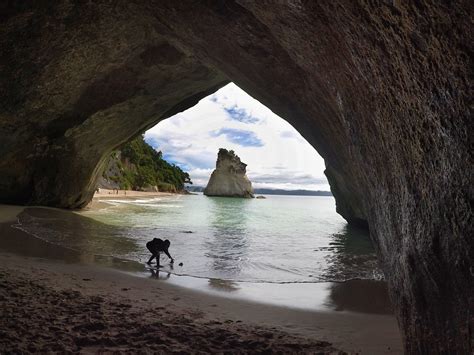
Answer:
[149,268,172,280]
[0,219,145,273]
[0,208,394,314]
[8,200,384,285]
[320,224,383,281]
[208,278,240,292]
[325,279,393,314]
[17,208,140,259]
[205,197,250,277]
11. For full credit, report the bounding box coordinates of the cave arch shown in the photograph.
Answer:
[142,82,332,196]
[0,2,472,353]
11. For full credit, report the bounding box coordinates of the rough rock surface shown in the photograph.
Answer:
[0,2,227,208]
[97,152,122,190]
[204,149,254,198]
[0,2,472,352]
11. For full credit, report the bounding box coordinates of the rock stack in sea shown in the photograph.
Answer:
[204,149,254,198]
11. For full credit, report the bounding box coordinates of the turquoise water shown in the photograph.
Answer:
[8,194,389,311]
[72,194,382,283]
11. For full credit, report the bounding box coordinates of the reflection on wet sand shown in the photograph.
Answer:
[148,262,174,280]
[0,205,394,315]
[326,279,393,314]
[321,224,383,281]
[0,216,393,314]
[0,219,145,274]
[206,197,250,276]
[208,278,240,292]
[149,268,172,280]
[16,208,140,258]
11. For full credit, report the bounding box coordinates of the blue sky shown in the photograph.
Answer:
[210,128,264,147]
[145,83,329,190]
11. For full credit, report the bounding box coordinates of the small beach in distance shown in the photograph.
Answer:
[0,193,402,353]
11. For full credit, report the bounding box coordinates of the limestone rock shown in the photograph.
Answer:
[325,165,368,229]
[204,149,254,198]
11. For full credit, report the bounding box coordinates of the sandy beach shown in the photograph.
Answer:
[0,253,341,353]
[93,189,177,199]
[0,204,402,353]
[86,189,178,210]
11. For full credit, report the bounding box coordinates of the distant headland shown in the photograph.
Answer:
[189,185,332,197]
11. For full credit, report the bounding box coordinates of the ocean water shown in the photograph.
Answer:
[87,194,382,282]
[8,194,389,312]
[69,195,382,281]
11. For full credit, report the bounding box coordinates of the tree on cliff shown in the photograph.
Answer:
[104,135,191,192]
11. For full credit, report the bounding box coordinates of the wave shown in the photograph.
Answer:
[99,199,183,208]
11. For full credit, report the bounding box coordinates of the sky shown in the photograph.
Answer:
[145,83,329,191]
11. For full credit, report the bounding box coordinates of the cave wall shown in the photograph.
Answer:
[0,1,472,352]
[0,2,227,207]
[152,4,473,350]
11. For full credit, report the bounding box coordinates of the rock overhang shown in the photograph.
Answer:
[0,2,472,352]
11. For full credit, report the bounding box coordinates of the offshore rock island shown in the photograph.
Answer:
[204,149,254,198]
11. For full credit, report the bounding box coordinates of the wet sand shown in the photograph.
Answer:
[0,204,25,223]
[0,204,403,353]
[0,254,341,353]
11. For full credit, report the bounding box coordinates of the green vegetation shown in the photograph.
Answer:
[104,135,191,192]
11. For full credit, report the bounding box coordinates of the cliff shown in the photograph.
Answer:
[204,149,254,198]
[99,135,191,193]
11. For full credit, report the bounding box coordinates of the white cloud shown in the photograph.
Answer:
[145,83,329,191]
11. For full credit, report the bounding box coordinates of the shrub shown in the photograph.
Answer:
[105,135,191,192]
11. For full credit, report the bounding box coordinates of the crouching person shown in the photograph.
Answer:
[146,238,174,267]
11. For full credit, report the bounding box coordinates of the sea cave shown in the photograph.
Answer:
[0,2,472,353]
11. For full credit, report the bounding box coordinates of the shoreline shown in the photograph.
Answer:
[93,188,178,199]
[0,204,402,353]
[0,252,340,353]
[87,189,179,211]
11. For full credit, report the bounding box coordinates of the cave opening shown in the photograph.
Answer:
[144,82,331,193]
[86,82,386,311]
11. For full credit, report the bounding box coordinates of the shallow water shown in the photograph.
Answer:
[18,194,383,283]
[27,194,381,283]
[5,194,389,312]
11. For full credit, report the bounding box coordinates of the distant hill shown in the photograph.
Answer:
[253,188,332,196]
[185,186,205,192]
[187,186,332,196]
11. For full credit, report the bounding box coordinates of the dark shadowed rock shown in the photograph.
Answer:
[0,2,227,208]
[0,2,472,352]
[325,165,368,229]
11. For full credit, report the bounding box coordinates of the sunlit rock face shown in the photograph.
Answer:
[0,2,471,352]
[204,149,254,198]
